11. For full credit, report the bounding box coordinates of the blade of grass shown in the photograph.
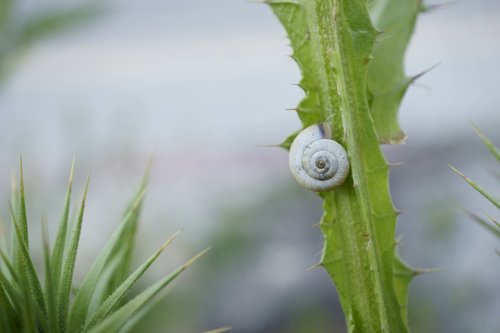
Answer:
[87,252,126,316]
[84,231,180,330]
[51,160,75,300]
[8,203,47,325]
[115,293,164,333]
[9,171,17,263]
[57,175,89,333]
[86,248,209,333]
[202,327,233,333]
[42,218,58,333]
[449,165,500,209]
[19,278,37,333]
[0,251,25,332]
[0,248,22,304]
[1,223,38,333]
[68,190,147,332]
[101,163,152,304]
[11,160,29,330]
[471,123,500,163]
[0,285,17,333]
[486,214,500,229]
[465,211,500,239]
[17,158,29,249]
[0,265,20,322]
[0,217,8,264]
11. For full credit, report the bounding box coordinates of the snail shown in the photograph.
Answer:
[288,123,350,192]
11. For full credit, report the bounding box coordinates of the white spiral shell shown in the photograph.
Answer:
[289,123,350,192]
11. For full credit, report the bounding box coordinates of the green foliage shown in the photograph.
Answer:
[0,161,205,333]
[0,0,100,81]
[267,0,421,331]
[451,126,500,240]
[201,327,232,333]
[450,165,500,210]
[367,0,423,143]
[471,124,500,164]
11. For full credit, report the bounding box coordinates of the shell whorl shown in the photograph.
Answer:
[288,123,350,192]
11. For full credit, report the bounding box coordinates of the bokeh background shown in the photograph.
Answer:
[1,0,499,332]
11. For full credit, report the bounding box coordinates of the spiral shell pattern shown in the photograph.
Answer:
[289,123,350,192]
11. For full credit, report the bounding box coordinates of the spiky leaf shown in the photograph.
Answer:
[68,190,147,332]
[83,231,180,330]
[471,123,500,164]
[0,163,202,333]
[367,0,421,143]
[268,0,420,331]
[450,165,500,209]
[86,249,208,333]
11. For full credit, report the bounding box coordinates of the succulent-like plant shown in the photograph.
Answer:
[0,160,206,333]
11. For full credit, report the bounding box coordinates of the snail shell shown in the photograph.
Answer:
[289,123,350,192]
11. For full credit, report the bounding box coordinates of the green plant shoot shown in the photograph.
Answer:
[267,0,423,331]
[0,161,206,333]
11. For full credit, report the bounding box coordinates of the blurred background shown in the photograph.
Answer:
[0,0,499,332]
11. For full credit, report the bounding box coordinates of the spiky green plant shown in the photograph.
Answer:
[266,0,427,331]
[0,160,206,333]
[450,125,500,243]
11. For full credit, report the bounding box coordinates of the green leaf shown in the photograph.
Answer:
[0,249,23,312]
[84,231,180,331]
[68,190,147,333]
[51,160,75,303]
[490,216,500,229]
[0,277,17,333]
[0,258,21,326]
[17,158,29,251]
[279,131,300,151]
[202,327,233,333]
[367,0,421,143]
[464,211,500,239]
[269,0,417,331]
[471,123,500,164]
[449,165,500,209]
[58,176,90,333]
[114,297,162,333]
[267,0,323,130]
[9,171,18,264]
[2,259,38,333]
[86,249,209,333]
[42,219,58,333]
[0,217,9,268]
[8,203,47,328]
[101,162,152,302]
[393,253,419,322]
[0,248,34,332]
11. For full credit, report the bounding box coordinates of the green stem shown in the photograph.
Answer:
[269,0,415,331]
